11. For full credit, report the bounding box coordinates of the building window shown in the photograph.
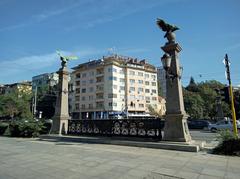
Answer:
[119,69,124,74]
[120,86,125,91]
[108,93,117,98]
[138,88,143,93]
[108,67,117,73]
[81,104,85,109]
[82,73,87,78]
[96,76,104,83]
[89,104,93,109]
[138,80,143,84]
[113,103,117,107]
[109,76,117,81]
[145,89,150,93]
[151,74,156,81]
[139,104,144,108]
[75,96,80,101]
[138,72,143,76]
[89,71,94,76]
[152,82,156,86]
[75,104,79,110]
[152,89,157,94]
[152,97,157,101]
[75,81,80,86]
[113,85,118,90]
[145,74,149,78]
[82,88,86,93]
[145,81,149,85]
[76,88,80,94]
[96,102,104,108]
[129,87,135,92]
[76,73,81,78]
[120,78,125,82]
[89,87,94,92]
[81,96,86,101]
[129,71,135,75]
[129,79,135,84]
[109,102,112,107]
[89,96,93,100]
[82,80,86,86]
[113,68,117,72]
[89,79,94,84]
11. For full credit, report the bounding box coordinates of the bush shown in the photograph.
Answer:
[0,122,9,135]
[40,119,52,134]
[9,119,45,137]
[212,130,240,156]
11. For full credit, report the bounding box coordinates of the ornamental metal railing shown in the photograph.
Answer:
[68,118,164,140]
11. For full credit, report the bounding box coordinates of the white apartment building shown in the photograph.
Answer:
[32,72,59,91]
[70,55,160,120]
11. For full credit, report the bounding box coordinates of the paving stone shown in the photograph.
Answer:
[0,137,240,179]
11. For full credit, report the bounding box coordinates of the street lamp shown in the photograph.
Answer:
[161,53,183,81]
[161,53,171,71]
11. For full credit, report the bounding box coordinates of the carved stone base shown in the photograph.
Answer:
[163,113,191,142]
[51,116,69,135]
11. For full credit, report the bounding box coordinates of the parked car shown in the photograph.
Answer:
[208,119,240,132]
[187,120,211,129]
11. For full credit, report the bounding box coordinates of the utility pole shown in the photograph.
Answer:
[223,54,238,137]
[34,86,38,118]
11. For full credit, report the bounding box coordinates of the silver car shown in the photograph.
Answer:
[208,119,240,132]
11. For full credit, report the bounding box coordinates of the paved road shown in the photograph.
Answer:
[190,130,218,143]
[0,136,240,179]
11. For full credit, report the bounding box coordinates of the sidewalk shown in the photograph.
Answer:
[0,136,239,179]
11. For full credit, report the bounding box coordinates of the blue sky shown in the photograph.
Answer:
[0,0,240,86]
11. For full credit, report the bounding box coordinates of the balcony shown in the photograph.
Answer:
[96,68,104,77]
[96,76,104,83]
[96,85,104,92]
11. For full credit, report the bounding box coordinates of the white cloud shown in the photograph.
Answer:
[0,48,105,82]
[0,46,150,83]
[0,0,180,32]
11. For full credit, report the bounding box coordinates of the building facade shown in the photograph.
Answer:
[32,73,59,92]
[0,81,32,95]
[70,55,160,120]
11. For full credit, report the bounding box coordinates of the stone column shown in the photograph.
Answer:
[162,42,191,142]
[52,66,70,135]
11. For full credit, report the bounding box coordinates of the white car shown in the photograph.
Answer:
[208,119,240,132]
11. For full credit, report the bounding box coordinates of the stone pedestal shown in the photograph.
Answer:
[51,67,70,135]
[161,42,192,142]
[163,113,191,142]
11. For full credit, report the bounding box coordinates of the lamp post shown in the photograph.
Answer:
[157,19,191,142]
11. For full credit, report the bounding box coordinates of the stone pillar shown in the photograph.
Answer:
[52,66,70,135]
[162,42,191,142]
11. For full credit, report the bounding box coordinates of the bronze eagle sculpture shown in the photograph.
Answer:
[156,18,179,37]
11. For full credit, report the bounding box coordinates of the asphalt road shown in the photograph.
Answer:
[189,130,218,143]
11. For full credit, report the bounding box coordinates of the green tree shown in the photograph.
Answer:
[183,89,204,119]
[186,77,199,92]
[0,89,32,119]
[157,81,163,97]
[184,80,231,120]
[147,105,163,118]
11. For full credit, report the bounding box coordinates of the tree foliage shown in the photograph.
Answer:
[0,89,32,119]
[184,78,231,120]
